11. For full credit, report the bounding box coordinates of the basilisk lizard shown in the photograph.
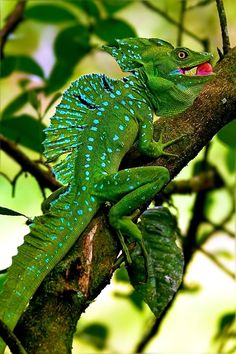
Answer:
[0,38,213,352]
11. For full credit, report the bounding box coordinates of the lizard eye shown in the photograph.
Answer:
[177,50,188,59]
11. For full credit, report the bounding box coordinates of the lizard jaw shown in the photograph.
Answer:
[179,62,213,76]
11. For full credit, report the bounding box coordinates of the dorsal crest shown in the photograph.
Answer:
[103,38,174,72]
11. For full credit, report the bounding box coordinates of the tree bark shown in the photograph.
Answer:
[15,47,236,353]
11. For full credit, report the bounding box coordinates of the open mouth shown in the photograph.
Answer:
[180,62,213,76]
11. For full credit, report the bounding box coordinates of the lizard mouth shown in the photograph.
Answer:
[180,62,213,76]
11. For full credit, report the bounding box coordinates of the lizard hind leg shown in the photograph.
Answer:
[93,166,169,261]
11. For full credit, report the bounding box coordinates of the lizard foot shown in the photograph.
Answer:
[156,128,186,157]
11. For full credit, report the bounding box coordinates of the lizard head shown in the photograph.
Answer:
[104,38,214,115]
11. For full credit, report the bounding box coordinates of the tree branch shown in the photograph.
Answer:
[215,0,231,54]
[15,47,236,353]
[0,134,60,192]
[0,0,27,58]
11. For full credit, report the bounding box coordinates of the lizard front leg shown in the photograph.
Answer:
[138,117,184,158]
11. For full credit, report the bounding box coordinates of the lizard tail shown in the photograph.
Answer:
[0,186,99,353]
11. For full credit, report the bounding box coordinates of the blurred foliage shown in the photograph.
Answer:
[0,0,235,353]
[213,312,236,353]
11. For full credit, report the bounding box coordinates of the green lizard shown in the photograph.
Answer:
[0,38,213,352]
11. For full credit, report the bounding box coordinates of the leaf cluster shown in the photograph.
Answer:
[1,0,136,153]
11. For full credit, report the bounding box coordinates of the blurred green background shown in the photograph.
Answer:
[0,0,235,353]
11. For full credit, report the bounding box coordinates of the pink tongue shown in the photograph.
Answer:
[196,62,213,75]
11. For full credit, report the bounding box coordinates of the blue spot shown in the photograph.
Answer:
[125,115,130,122]
[128,94,135,99]
[97,111,102,116]
[90,196,95,202]
[142,124,147,128]
[88,207,93,212]
[87,145,93,151]
[103,101,109,106]
[90,126,97,131]
[116,90,121,95]
[121,100,126,105]
[110,93,115,98]
[101,162,106,167]
[113,134,119,141]
[50,235,57,241]
[88,137,94,142]
[107,147,112,153]
[119,125,124,131]
[77,210,83,215]
[93,119,99,124]
[85,164,90,168]
[85,171,90,176]
[64,204,70,210]
[82,186,87,191]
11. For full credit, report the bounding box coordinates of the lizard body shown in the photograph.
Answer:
[0,38,213,352]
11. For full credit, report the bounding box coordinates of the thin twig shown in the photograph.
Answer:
[0,319,27,354]
[141,0,205,45]
[0,135,60,192]
[215,0,231,55]
[164,167,224,195]
[199,247,235,279]
[0,0,27,58]
[177,0,187,46]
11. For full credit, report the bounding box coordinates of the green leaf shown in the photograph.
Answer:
[95,18,136,43]
[44,92,62,115]
[1,56,44,78]
[1,114,46,153]
[78,323,108,350]
[103,0,134,14]
[28,90,40,111]
[66,0,100,19]
[215,312,235,339]
[54,24,90,64]
[25,4,77,23]
[114,265,129,283]
[2,91,29,120]
[0,206,28,218]
[226,148,236,173]
[217,120,236,148]
[1,57,15,77]
[128,290,144,311]
[128,207,184,318]
[46,61,74,94]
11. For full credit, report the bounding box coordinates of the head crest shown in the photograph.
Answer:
[103,38,174,72]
